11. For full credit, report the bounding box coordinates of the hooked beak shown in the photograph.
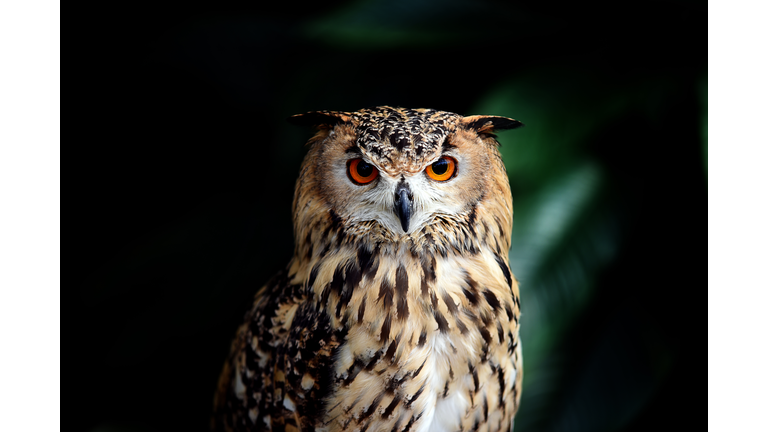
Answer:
[393,182,413,233]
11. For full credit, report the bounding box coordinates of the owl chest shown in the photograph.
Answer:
[323,258,516,432]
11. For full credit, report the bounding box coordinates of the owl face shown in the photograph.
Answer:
[290,106,522,240]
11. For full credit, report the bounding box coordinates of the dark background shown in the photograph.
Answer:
[73,1,706,431]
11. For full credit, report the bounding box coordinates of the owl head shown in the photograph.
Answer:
[288,106,522,254]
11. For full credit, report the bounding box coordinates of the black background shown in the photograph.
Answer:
[72,2,705,431]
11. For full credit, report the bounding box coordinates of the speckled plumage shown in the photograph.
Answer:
[213,107,524,432]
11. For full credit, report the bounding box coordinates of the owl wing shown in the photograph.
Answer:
[212,269,345,432]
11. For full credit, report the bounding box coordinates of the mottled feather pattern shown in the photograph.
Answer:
[213,107,523,432]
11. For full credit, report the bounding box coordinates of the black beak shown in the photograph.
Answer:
[394,182,413,233]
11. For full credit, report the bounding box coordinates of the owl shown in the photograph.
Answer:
[212,106,523,432]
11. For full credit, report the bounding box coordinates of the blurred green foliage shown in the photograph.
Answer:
[76,1,705,431]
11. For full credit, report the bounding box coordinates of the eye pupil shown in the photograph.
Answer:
[356,161,373,177]
[431,158,449,175]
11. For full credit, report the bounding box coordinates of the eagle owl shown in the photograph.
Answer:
[213,106,523,432]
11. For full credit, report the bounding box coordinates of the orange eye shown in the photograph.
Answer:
[348,158,379,185]
[426,156,457,181]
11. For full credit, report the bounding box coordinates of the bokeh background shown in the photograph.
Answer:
[73,1,706,431]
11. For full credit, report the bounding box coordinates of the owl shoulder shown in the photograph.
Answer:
[213,268,347,431]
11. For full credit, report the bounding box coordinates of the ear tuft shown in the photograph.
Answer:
[287,111,352,129]
[462,115,523,134]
